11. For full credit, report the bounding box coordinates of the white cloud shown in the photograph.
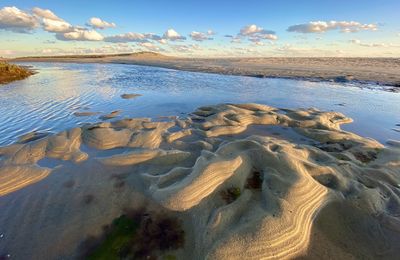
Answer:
[56,28,104,41]
[163,28,186,41]
[170,44,201,53]
[104,32,161,43]
[1,6,109,42]
[0,49,15,56]
[32,7,73,33]
[0,6,38,33]
[237,24,278,44]
[88,17,116,29]
[231,36,242,44]
[158,38,167,44]
[190,31,213,41]
[138,42,164,52]
[39,44,137,56]
[350,39,399,47]
[239,24,269,36]
[32,7,63,21]
[287,21,378,33]
[42,18,72,33]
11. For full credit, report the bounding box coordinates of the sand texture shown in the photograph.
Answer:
[0,103,399,259]
[12,52,400,87]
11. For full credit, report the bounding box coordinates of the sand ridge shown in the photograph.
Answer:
[0,103,399,259]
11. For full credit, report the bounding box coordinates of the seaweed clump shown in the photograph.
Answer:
[245,170,263,190]
[220,187,241,204]
[81,208,185,260]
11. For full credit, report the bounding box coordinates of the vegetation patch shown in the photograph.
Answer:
[81,208,185,259]
[351,150,378,163]
[246,170,263,190]
[220,187,241,204]
[0,62,33,84]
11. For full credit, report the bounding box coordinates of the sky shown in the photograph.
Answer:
[0,0,400,57]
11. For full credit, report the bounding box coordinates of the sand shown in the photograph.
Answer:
[0,103,399,259]
[11,52,400,88]
[121,93,142,99]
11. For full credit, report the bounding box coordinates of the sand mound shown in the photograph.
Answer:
[99,110,121,120]
[73,111,99,117]
[121,93,142,99]
[0,103,399,259]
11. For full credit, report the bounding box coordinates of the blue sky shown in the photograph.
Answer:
[1,0,399,57]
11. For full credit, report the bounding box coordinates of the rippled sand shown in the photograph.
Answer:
[1,103,399,259]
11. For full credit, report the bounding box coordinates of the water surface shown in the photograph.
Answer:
[0,62,399,145]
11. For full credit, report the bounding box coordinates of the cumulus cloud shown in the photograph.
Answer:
[158,38,167,44]
[32,7,73,33]
[1,6,104,42]
[239,24,275,36]
[56,28,104,41]
[163,28,186,41]
[237,24,278,44]
[104,32,161,43]
[32,7,63,21]
[190,31,213,41]
[0,6,38,33]
[42,18,72,33]
[88,17,116,29]
[287,21,378,33]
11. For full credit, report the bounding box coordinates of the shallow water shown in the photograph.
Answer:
[0,62,399,145]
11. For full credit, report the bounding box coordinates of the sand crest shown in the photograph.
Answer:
[0,103,399,259]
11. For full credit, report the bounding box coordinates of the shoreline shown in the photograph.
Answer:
[11,53,400,89]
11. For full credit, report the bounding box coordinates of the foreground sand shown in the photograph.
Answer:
[12,52,400,87]
[0,103,400,259]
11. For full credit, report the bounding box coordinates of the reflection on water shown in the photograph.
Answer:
[0,62,399,145]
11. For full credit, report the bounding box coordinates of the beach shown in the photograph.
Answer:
[12,53,400,88]
[2,0,400,258]
[1,102,399,259]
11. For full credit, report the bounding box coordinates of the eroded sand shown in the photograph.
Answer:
[0,103,399,259]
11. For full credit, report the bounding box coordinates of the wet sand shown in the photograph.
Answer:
[1,103,399,259]
[11,52,400,87]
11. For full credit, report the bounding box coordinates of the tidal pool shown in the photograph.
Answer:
[0,62,399,145]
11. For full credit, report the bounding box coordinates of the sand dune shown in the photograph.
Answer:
[0,103,399,259]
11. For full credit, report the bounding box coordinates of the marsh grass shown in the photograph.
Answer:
[0,62,33,84]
